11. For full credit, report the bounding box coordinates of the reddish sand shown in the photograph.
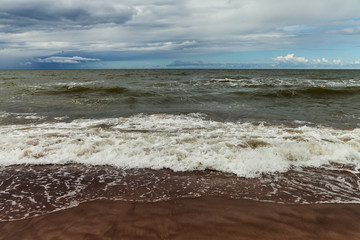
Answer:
[1,197,360,240]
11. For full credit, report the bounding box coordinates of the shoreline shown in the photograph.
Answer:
[1,197,360,240]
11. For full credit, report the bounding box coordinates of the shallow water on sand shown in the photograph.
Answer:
[1,163,360,222]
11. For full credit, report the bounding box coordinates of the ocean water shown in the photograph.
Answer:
[1,69,360,221]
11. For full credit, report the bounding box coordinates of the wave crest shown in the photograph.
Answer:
[1,114,359,177]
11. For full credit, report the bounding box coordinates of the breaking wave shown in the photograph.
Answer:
[1,113,359,178]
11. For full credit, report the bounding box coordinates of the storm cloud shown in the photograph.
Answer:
[0,1,136,31]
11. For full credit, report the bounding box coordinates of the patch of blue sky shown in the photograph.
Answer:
[283,25,317,34]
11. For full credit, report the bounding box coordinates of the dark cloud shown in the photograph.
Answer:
[0,1,136,32]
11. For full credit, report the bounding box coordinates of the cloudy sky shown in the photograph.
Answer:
[1,0,360,69]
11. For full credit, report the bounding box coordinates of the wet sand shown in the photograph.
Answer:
[1,197,360,240]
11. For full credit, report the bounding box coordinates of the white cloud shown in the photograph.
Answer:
[313,58,329,64]
[333,26,360,35]
[273,54,309,63]
[273,55,350,68]
[321,58,328,63]
[37,56,100,64]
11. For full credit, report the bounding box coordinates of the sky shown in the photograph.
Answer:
[1,0,360,69]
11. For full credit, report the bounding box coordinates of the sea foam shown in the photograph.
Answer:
[0,114,359,177]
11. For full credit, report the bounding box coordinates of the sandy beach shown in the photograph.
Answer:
[1,70,360,240]
[1,197,360,240]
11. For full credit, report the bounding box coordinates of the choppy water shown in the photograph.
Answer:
[1,69,359,127]
[0,69,360,221]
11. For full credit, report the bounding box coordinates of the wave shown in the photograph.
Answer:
[43,86,128,94]
[274,86,360,97]
[24,84,360,99]
[231,86,360,98]
[301,86,360,95]
[0,114,359,177]
[207,78,360,88]
[24,84,162,99]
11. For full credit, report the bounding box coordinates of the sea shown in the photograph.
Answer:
[0,69,359,221]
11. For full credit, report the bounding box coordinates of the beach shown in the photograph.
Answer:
[1,69,359,239]
[1,0,360,235]
[1,197,360,240]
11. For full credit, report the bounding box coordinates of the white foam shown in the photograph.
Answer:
[0,114,359,177]
[49,80,105,87]
[0,112,46,121]
[205,78,360,88]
